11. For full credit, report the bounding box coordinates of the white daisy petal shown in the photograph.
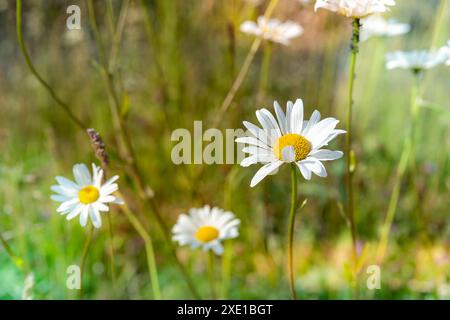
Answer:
[89,206,102,229]
[250,161,283,187]
[309,149,343,161]
[296,162,312,180]
[302,110,321,136]
[79,206,89,227]
[259,108,282,137]
[51,185,77,197]
[302,158,328,177]
[73,163,92,186]
[55,176,80,190]
[57,198,79,213]
[243,121,271,146]
[273,101,287,135]
[315,129,346,149]
[51,194,71,202]
[66,203,83,220]
[290,99,304,134]
[211,243,224,255]
[235,136,271,150]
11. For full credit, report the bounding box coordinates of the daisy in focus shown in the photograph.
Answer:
[240,16,303,46]
[314,0,396,18]
[236,99,345,187]
[172,205,240,255]
[386,49,448,72]
[51,163,123,228]
[360,15,410,41]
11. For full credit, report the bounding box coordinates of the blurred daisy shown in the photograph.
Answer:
[386,50,448,71]
[236,99,345,187]
[440,40,450,66]
[314,0,396,18]
[172,205,240,255]
[360,15,410,41]
[51,163,123,228]
[240,16,303,46]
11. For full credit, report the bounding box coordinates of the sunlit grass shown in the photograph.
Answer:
[0,0,449,299]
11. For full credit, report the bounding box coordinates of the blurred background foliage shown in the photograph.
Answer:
[0,0,449,299]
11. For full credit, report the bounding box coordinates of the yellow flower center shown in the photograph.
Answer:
[273,133,311,161]
[195,226,219,243]
[78,186,100,204]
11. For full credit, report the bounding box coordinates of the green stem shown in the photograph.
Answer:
[376,72,421,263]
[120,200,161,299]
[0,231,24,271]
[88,0,201,299]
[220,241,233,299]
[213,0,279,128]
[258,42,272,102]
[79,224,94,300]
[208,251,217,299]
[15,0,86,130]
[287,164,298,300]
[345,19,360,295]
[106,213,117,291]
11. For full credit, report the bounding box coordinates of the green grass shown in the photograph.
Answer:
[0,0,449,299]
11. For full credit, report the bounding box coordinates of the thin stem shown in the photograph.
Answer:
[87,1,200,299]
[119,197,161,299]
[214,37,262,127]
[79,224,94,300]
[15,0,86,130]
[212,0,279,128]
[106,213,117,290]
[0,231,24,271]
[257,41,273,103]
[287,164,298,300]
[220,241,233,299]
[345,19,360,293]
[109,0,130,72]
[208,251,217,299]
[376,73,421,264]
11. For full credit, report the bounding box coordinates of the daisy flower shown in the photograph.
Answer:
[314,0,396,18]
[51,163,123,228]
[360,15,410,41]
[440,40,450,66]
[240,16,303,46]
[172,205,240,255]
[386,49,448,72]
[236,99,345,187]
